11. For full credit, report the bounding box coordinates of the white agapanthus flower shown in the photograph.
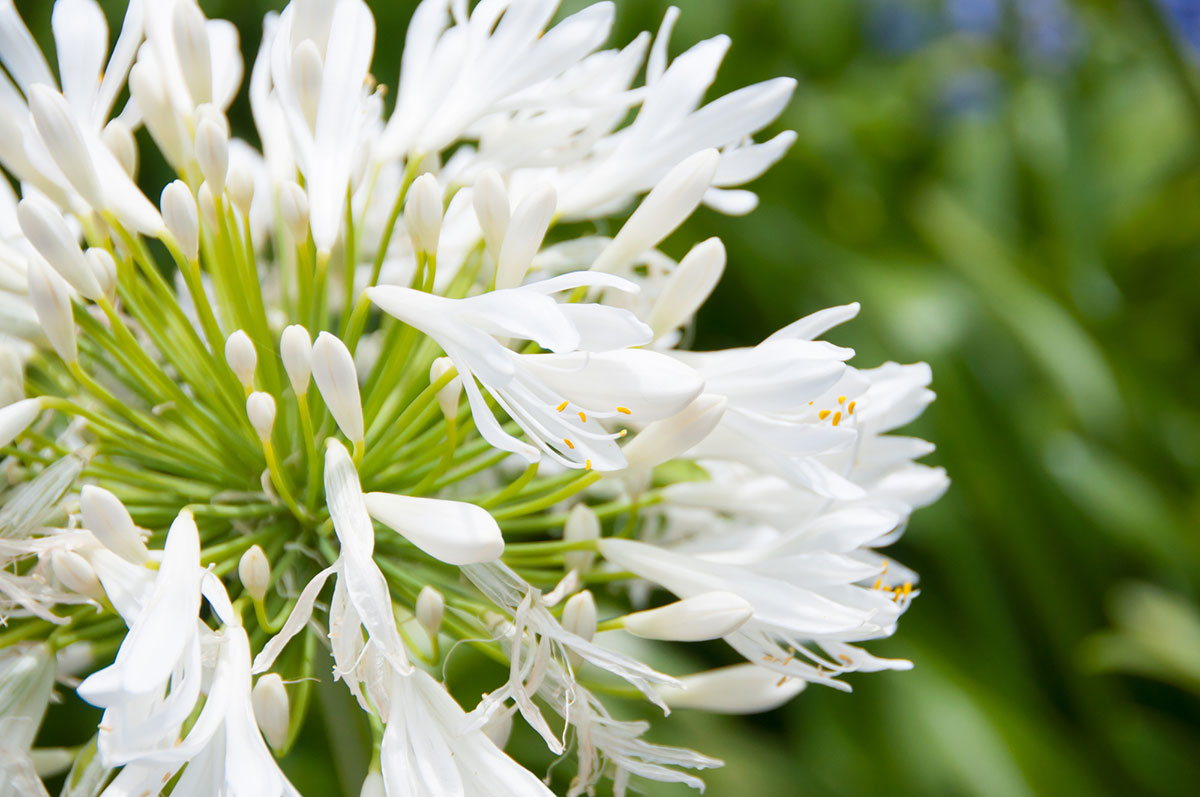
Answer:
[0,0,945,794]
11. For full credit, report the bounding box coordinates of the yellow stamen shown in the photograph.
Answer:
[578,411,587,422]
[776,675,790,687]
[618,429,628,437]
[585,459,592,470]
[831,411,842,426]
[616,406,631,415]
[848,401,856,415]
[837,395,846,404]
[563,438,575,450]
[818,409,831,420]
[556,400,568,412]
[872,578,883,590]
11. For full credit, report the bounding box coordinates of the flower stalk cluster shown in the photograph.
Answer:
[0,1,947,795]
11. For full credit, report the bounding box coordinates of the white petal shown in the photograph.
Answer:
[364,493,503,565]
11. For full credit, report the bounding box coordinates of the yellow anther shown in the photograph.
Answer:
[556,400,568,412]
[776,675,790,687]
[585,459,592,470]
[848,400,856,415]
[881,560,890,574]
[563,438,575,450]
[578,411,587,422]
[618,429,628,437]
[616,406,631,415]
[838,395,846,404]
[831,411,842,426]
[838,654,853,665]
[818,409,831,420]
[872,578,883,590]
[808,401,814,405]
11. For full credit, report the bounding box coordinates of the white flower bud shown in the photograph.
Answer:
[561,590,597,642]
[86,248,117,302]
[360,771,385,797]
[281,325,313,396]
[311,332,364,446]
[622,591,753,642]
[623,394,726,472]
[197,181,219,231]
[415,586,444,640]
[225,330,257,390]
[246,392,276,441]
[17,195,102,301]
[428,358,461,421]
[649,238,726,339]
[404,173,442,257]
[495,184,556,290]
[0,398,42,449]
[364,490,505,565]
[291,39,324,130]
[51,550,105,603]
[194,118,229,196]
[660,663,807,714]
[278,181,309,241]
[26,257,77,363]
[161,181,200,261]
[101,119,138,179]
[591,149,719,274]
[172,1,213,106]
[227,162,256,217]
[28,85,104,212]
[238,544,271,602]
[472,169,509,260]
[251,673,290,751]
[564,503,600,575]
[80,485,149,564]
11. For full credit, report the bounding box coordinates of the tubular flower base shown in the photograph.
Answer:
[0,1,946,795]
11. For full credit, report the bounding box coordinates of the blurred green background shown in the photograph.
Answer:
[18,0,1200,793]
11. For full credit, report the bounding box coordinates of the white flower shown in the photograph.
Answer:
[368,273,703,470]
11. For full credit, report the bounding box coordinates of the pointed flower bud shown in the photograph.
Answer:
[247,392,276,441]
[26,257,77,363]
[404,173,442,257]
[360,772,385,797]
[661,664,807,714]
[0,398,43,450]
[311,332,364,446]
[281,325,313,396]
[251,673,290,751]
[197,181,219,231]
[415,586,444,640]
[195,118,229,195]
[227,162,255,217]
[495,184,556,290]
[80,485,149,564]
[623,394,726,472]
[364,492,504,565]
[291,39,324,130]
[28,85,104,211]
[239,544,271,602]
[562,590,597,642]
[278,181,309,241]
[649,238,726,338]
[51,550,105,603]
[472,169,509,259]
[225,330,257,390]
[591,149,719,274]
[173,1,213,106]
[86,248,117,302]
[161,181,200,260]
[102,119,138,179]
[17,196,102,301]
[622,591,753,641]
[429,358,461,421]
[564,503,600,575]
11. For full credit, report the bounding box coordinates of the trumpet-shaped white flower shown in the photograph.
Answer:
[369,273,703,470]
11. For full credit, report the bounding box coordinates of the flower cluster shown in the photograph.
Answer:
[0,1,946,795]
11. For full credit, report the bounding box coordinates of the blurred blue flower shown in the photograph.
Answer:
[1161,0,1200,50]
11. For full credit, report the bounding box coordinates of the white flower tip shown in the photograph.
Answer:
[225,330,258,389]
[26,257,77,364]
[473,169,510,258]
[239,544,272,603]
[86,249,118,302]
[415,585,445,639]
[52,550,105,603]
[279,182,310,241]
[280,325,313,396]
[623,591,753,642]
[251,673,290,751]
[194,118,230,195]
[246,391,277,440]
[17,196,102,301]
[0,398,44,451]
[623,393,725,472]
[404,173,443,256]
[80,484,149,564]
[663,664,806,714]
[102,120,138,179]
[360,772,385,797]
[649,237,726,338]
[562,590,597,642]
[429,357,462,421]
[495,183,557,290]
[172,1,213,106]
[363,492,504,565]
[311,332,364,445]
[564,504,599,574]
[197,181,219,230]
[227,163,256,216]
[161,181,200,261]
[27,85,103,211]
